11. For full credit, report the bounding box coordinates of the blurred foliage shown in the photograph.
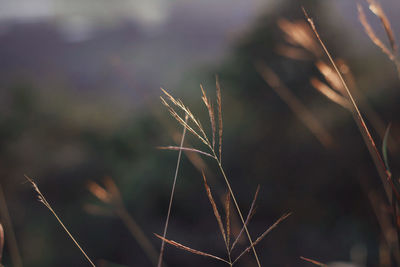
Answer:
[1,1,400,266]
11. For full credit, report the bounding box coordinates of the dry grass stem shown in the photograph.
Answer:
[278,12,392,150]
[310,78,350,109]
[357,3,400,77]
[157,146,214,158]
[303,7,396,203]
[157,114,188,267]
[0,185,23,267]
[154,234,229,264]
[357,4,395,61]
[316,58,395,152]
[256,62,334,149]
[230,185,260,252]
[366,0,397,53]
[25,175,96,267]
[336,59,390,145]
[161,85,262,266]
[202,172,227,247]
[215,158,261,266]
[233,212,292,264]
[300,256,327,267]
[216,76,223,162]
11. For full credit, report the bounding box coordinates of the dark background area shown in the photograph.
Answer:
[0,0,400,266]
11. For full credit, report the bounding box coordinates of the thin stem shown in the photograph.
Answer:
[213,154,261,267]
[158,115,188,267]
[49,207,96,267]
[25,176,95,267]
[227,253,232,267]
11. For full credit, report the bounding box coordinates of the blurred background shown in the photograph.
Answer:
[1,0,400,266]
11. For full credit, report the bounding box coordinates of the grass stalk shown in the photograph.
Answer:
[213,156,261,267]
[161,87,262,266]
[302,7,394,202]
[157,115,188,267]
[25,176,96,267]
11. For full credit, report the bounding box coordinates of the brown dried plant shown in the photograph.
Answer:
[312,59,394,150]
[86,177,159,267]
[155,172,291,266]
[276,15,390,147]
[158,83,291,265]
[302,6,400,263]
[302,7,397,204]
[357,0,400,78]
[25,175,96,267]
[273,5,400,264]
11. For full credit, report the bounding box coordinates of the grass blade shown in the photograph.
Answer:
[382,124,392,172]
